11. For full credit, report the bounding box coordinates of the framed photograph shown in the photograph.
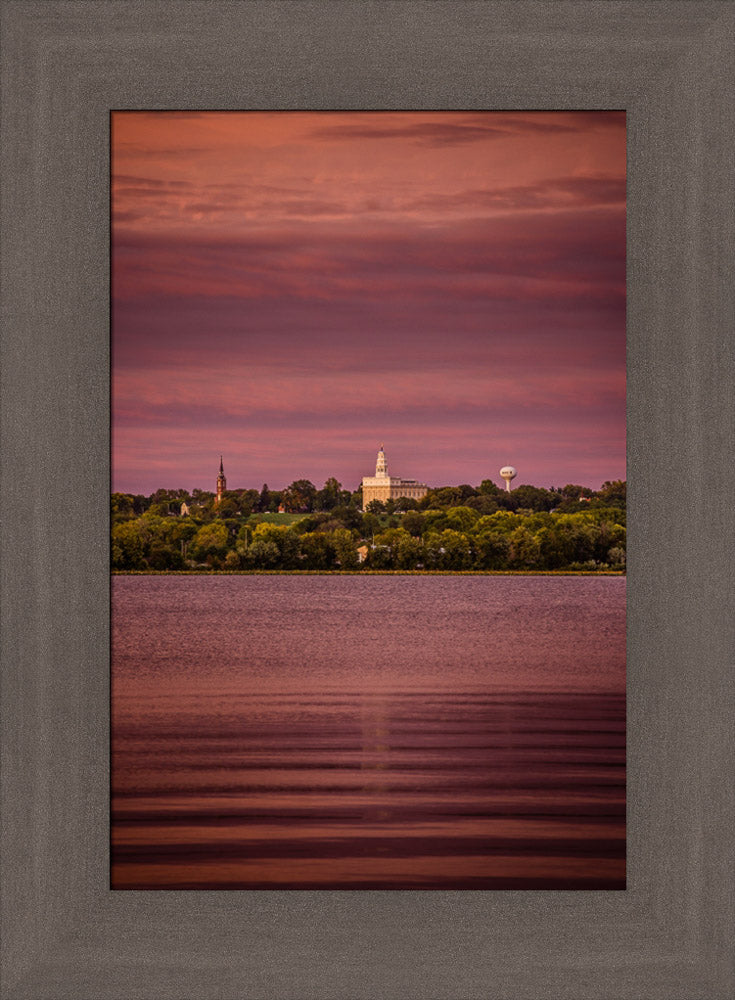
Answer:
[110,108,627,894]
[2,2,732,997]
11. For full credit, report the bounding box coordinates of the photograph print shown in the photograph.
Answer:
[111,111,626,889]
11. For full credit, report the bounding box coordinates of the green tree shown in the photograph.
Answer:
[473,531,510,570]
[536,525,568,569]
[607,546,626,567]
[317,477,343,511]
[371,527,405,567]
[223,550,241,570]
[333,527,359,568]
[111,493,134,524]
[131,494,148,515]
[445,506,479,533]
[235,523,251,558]
[252,522,300,568]
[216,497,238,518]
[402,511,425,537]
[236,489,260,517]
[284,479,317,513]
[507,526,541,569]
[428,486,465,509]
[395,532,423,569]
[147,501,171,517]
[466,494,500,515]
[477,511,517,535]
[510,485,559,512]
[438,529,472,569]
[299,531,336,569]
[365,543,394,569]
[561,484,589,501]
[191,522,229,564]
[422,509,449,533]
[245,539,280,568]
[596,480,626,509]
[147,541,183,570]
[169,519,198,562]
[361,511,380,541]
[111,521,145,569]
[332,504,363,531]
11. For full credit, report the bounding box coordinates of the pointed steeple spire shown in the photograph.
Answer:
[215,455,227,505]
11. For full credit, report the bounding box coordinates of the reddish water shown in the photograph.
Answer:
[111,575,625,889]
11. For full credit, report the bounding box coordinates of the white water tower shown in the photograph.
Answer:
[500,465,517,492]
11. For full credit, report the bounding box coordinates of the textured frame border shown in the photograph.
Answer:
[1,2,733,997]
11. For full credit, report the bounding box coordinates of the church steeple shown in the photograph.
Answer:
[216,456,227,505]
[375,445,388,478]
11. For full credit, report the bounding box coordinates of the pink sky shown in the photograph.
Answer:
[112,111,626,494]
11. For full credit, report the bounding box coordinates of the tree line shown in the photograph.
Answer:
[112,478,626,573]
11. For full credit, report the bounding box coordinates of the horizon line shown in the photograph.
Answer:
[112,475,625,496]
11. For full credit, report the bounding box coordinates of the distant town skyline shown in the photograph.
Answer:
[112,111,626,495]
[112,447,623,496]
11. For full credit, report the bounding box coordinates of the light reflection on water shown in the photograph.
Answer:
[112,575,625,889]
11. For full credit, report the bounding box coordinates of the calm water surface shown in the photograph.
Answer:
[112,575,625,889]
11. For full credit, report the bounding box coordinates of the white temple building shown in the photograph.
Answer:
[361,446,428,510]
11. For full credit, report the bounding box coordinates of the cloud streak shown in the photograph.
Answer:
[112,208,625,310]
[308,112,625,147]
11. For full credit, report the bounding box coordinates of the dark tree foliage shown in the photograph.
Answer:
[332,504,363,530]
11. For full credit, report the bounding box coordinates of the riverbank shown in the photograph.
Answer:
[113,569,625,576]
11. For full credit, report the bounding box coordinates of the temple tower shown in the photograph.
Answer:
[361,445,427,510]
[216,456,227,505]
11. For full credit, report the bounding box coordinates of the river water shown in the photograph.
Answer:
[111,575,625,889]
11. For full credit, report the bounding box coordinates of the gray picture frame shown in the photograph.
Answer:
[1,1,733,997]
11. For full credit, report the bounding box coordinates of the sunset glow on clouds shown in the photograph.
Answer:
[112,111,625,494]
